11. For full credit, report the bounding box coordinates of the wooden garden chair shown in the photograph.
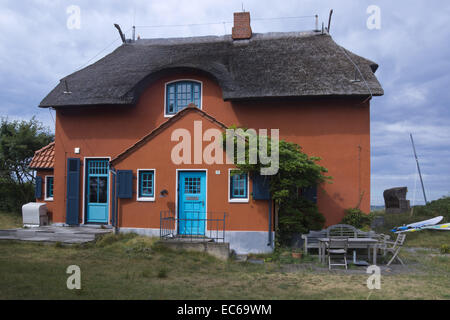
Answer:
[385,233,407,266]
[326,237,349,270]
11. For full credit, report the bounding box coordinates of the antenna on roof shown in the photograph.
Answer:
[114,24,126,43]
[242,2,245,12]
[132,6,136,42]
[63,80,72,94]
[327,9,333,33]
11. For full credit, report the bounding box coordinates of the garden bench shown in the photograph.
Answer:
[300,229,327,254]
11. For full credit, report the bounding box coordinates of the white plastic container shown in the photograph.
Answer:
[22,202,48,227]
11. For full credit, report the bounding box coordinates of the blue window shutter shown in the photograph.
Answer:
[118,170,133,199]
[66,158,80,225]
[301,186,318,204]
[35,176,42,199]
[252,173,271,200]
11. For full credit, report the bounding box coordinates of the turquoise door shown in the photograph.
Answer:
[178,171,206,235]
[86,159,109,224]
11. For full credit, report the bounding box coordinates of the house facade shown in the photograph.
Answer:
[32,12,383,254]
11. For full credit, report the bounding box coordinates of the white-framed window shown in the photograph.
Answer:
[45,175,54,201]
[137,169,156,201]
[228,169,249,203]
[164,80,202,117]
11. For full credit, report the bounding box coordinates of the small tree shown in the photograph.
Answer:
[0,117,54,212]
[223,128,331,246]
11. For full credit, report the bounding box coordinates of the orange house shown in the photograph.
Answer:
[33,12,383,253]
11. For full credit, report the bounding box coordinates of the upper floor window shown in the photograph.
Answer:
[45,176,54,201]
[165,80,202,116]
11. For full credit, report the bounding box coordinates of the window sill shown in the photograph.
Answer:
[45,197,54,202]
[228,198,249,203]
[137,197,155,202]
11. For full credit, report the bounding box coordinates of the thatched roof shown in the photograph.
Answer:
[39,31,383,108]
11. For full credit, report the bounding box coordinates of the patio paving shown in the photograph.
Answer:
[0,225,112,244]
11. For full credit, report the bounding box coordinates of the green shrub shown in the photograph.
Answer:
[277,197,325,245]
[0,181,35,213]
[125,237,156,258]
[341,208,372,229]
[157,268,168,279]
[371,196,450,234]
[440,244,449,254]
[54,241,64,248]
[222,129,331,249]
[141,269,152,278]
[0,117,54,213]
[413,197,450,221]
[95,232,138,247]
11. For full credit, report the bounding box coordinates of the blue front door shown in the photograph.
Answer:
[86,159,109,224]
[178,171,206,235]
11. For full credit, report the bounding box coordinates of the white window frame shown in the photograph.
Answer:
[228,169,249,203]
[137,169,156,202]
[44,175,54,201]
[164,79,203,118]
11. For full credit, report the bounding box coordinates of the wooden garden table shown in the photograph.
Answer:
[318,238,379,265]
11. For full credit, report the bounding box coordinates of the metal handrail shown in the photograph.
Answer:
[160,211,227,242]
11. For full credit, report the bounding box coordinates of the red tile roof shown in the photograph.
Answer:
[29,142,55,169]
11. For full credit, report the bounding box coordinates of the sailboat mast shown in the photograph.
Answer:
[410,133,428,204]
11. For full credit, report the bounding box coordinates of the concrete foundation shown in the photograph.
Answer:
[119,227,274,254]
[159,240,230,260]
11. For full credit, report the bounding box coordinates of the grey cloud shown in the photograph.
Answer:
[1,0,449,205]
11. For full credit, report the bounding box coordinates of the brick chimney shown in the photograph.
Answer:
[232,12,252,40]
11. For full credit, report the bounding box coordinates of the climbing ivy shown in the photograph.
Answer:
[223,127,332,245]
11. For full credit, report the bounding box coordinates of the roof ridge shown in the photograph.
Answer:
[34,141,55,154]
[110,105,227,165]
[134,30,323,46]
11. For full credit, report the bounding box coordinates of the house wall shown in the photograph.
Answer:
[113,111,269,230]
[51,71,370,229]
[112,111,274,253]
[35,169,55,222]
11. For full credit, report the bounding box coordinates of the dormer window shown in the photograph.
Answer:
[165,80,202,116]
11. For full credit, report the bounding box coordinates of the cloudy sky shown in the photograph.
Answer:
[1,0,449,205]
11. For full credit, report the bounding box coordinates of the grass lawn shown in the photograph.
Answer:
[371,210,450,249]
[0,210,448,299]
[0,232,449,300]
[0,211,22,229]
[403,230,450,249]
